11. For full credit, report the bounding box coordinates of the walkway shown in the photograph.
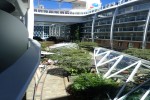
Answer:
[26,65,69,100]
[42,66,68,100]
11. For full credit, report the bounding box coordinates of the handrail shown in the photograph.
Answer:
[34,0,138,16]
[32,65,48,100]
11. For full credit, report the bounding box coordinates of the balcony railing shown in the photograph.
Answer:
[115,15,147,24]
[114,26,144,32]
[113,36,143,41]
[118,2,150,15]
[34,0,138,16]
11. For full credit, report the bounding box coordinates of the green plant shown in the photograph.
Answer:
[123,48,150,60]
[67,73,119,99]
[40,41,55,51]
[49,48,92,75]
[78,42,98,52]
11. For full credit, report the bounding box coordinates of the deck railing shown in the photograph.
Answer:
[34,0,137,16]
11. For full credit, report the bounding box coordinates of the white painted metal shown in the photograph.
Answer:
[91,14,96,42]
[94,47,150,99]
[97,55,123,68]
[96,51,110,67]
[118,78,150,100]
[34,0,139,16]
[142,63,150,69]
[142,8,150,49]
[94,48,100,74]
[126,61,141,82]
[107,61,139,79]
[110,7,118,49]
[95,51,110,57]
[95,48,101,55]
[140,88,150,100]
[104,55,123,78]
[114,61,142,99]
[27,0,34,38]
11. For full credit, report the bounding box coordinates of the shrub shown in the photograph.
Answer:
[123,48,150,60]
[49,48,92,75]
[67,73,119,99]
[78,42,98,52]
[40,41,55,51]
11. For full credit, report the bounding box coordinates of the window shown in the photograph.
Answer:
[125,6,133,12]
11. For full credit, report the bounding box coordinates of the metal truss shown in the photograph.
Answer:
[94,47,150,100]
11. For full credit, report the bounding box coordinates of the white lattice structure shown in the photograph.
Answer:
[94,47,150,100]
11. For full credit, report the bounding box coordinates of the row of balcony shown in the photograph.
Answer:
[34,8,99,16]
[83,15,147,28]
[115,15,147,23]
[83,35,150,41]
[118,2,150,15]
[34,0,140,16]
[82,26,146,33]
[114,26,144,32]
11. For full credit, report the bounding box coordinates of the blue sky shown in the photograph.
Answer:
[34,0,118,9]
[102,0,118,5]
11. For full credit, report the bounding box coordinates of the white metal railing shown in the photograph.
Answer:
[94,47,150,100]
[34,0,138,16]
[34,8,98,16]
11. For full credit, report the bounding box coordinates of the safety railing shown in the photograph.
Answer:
[34,0,138,16]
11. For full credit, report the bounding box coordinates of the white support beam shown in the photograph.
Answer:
[114,83,128,100]
[107,61,139,79]
[114,61,142,100]
[94,47,150,100]
[142,8,150,49]
[94,49,97,66]
[27,0,34,38]
[104,55,123,78]
[118,78,150,100]
[126,61,141,82]
[96,51,111,67]
[91,14,97,42]
[97,55,123,68]
[140,88,150,100]
[110,7,118,49]
[95,51,110,57]
[142,63,150,69]
[95,48,101,56]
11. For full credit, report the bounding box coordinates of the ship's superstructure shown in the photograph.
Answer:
[34,0,150,49]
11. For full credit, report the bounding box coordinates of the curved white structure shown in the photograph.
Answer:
[94,47,150,99]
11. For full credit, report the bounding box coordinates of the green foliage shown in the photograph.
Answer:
[40,41,54,51]
[78,42,98,52]
[49,48,92,75]
[123,48,150,60]
[67,73,119,99]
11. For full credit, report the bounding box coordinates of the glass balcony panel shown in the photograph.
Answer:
[137,27,144,31]
[129,16,135,21]
[120,18,125,23]
[128,27,134,31]
[123,28,127,31]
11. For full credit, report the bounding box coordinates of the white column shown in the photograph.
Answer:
[91,14,96,42]
[52,26,54,36]
[55,26,57,36]
[27,0,34,39]
[42,25,44,39]
[142,9,150,49]
[110,7,118,49]
[49,26,51,36]
[59,26,61,37]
